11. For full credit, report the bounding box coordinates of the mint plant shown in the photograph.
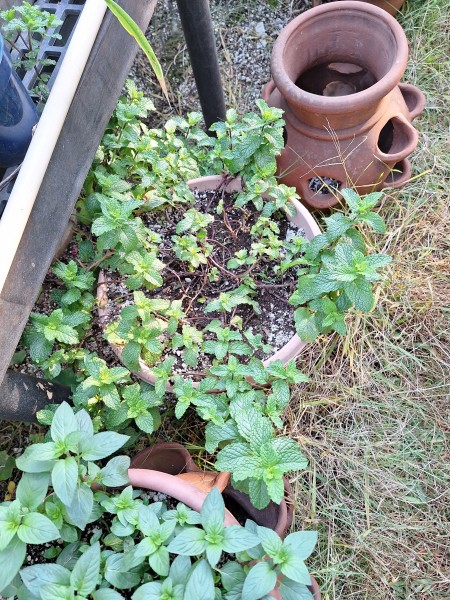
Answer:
[0,1,62,100]
[3,487,318,600]
[9,84,392,594]
[23,308,90,363]
[0,403,130,591]
[289,189,391,341]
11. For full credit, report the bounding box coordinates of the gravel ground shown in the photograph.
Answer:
[131,0,311,122]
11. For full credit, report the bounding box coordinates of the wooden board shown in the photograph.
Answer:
[0,0,158,386]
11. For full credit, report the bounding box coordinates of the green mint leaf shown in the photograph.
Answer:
[236,408,273,450]
[16,443,59,472]
[40,583,74,600]
[50,402,78,444]
[201,487,225,534]
[99,456,130,487]
[284,530,318,560]
[93,589,126,599]
[16,472,50,510]
[242,561,277,600]
[278,578,314,600]
[80,432,129,461]
[0,535,26,591]
[17,513,60,545]
[51,457,78,506]
[121,341,142,372]
[65,484,93,530]
[222,526,260,553]
[248,478,271,509]
[294,307,319,342]
[280,553,312,585]
[184,560,215,600]
[70,542,101,596]
[215,443,262,481]
[105,553,142,590]
[167,527,207,556]
[20,564,71,596]
[76,409,94,436]
[149,545,170,576]
[344,278,374,312]
[255,525,283,558]
[220,561,246,592]
[131,582,162,600]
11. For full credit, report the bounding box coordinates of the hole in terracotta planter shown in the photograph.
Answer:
[296,62,377,97]
[378,120,394,154]
[282,126,288,146]
[308,176,341,194]
[384,160,406,185]
[377,116,416,157]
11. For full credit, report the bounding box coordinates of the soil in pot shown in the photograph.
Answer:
[100,185,307,381]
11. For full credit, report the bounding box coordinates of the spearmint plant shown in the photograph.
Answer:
[0,2,62,100]
[0,402,130,591]
[9,84,392,591]
[289,188,391,341]
[2,488,317,599]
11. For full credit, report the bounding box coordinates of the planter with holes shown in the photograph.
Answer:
[262,1,425,209]
[97,174,321,389]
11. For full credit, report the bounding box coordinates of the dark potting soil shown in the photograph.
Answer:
[102,188,304,379]
[296,61,377,97]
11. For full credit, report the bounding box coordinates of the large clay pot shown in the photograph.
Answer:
[313,0,406,17]
[262,1,425,209]
[130,442,293,538]
[97,175,321,387]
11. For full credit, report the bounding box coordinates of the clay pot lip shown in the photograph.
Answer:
[97,175,322,389]
[271,0,409,115]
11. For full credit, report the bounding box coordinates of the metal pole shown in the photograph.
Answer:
[0,371,70,422]
[175,0,226,130]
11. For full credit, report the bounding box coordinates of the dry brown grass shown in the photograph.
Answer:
[282,1,450,596]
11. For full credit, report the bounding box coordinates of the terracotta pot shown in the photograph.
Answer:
[97,175,321,387]
[130,442,293,538]
[262,1,425,209]
[313,0,405,17]
[128,458,319,598]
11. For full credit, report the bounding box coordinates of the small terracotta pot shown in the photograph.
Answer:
[128,458,320,598]
[97,175,321,387]
[313,0,405,17]
[130,442,293,538]
[263,1,425,209]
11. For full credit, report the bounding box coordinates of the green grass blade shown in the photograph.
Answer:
[104,0,169,101]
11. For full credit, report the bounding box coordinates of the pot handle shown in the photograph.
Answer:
[262,79,277,103]
[398,83,426,120]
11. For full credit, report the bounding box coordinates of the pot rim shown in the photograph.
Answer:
[271,0,409,115]
[130,442,292,538]
[97,175,321,388]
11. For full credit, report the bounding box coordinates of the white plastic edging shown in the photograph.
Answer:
[0,0,108,294]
